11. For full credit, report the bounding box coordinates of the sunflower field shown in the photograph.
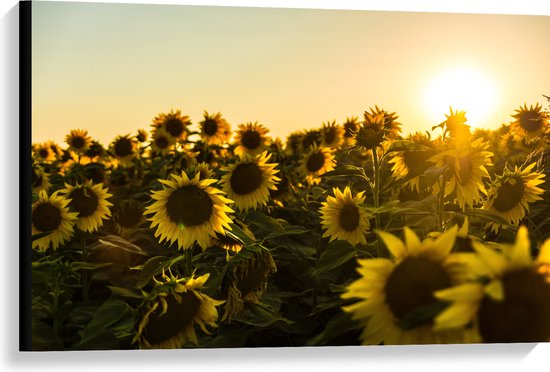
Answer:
[30,100,550,350]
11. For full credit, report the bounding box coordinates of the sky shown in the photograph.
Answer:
[31,0,550,146]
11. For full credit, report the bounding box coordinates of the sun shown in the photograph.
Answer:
[424,67,499,128]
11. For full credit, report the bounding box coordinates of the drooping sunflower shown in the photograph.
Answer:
[33,142,57,163]
[221,245,277,322]
[152,109,191,141]
[32,167,51,194]
[434,226,550,343]
[32,191,78,252]
[145,172,234,250]
[368,105,402,140]
[199,111,231,145]
[233,122,270,158]
[220,151,280,211]
[342,226,474,345]
[151,127,176,156]
[110,134,138,166]
[65,129,92,154]
[511,103,549,141]
[319,186,371,246]
[134,271,224,349]
[320,121,344,148]
[483,162,544,230]
[300,145,336,184]
[111,199,146,238]
[60,180,113,233]
[428,138,493,209]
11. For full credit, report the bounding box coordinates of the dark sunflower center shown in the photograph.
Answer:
[33,203,62,232]
[155,136,169,149]
[302,131,322,149]
[457,156,474,185]
[203,119,218,136]
[38,148,49,159]
[71,136,86,149]
[165,118,184,137]
[492,176,525,212]
[69,188,99,217]
[230,162,263,195]
[385,256,451,321]
[478,268,550,343]
[338,204,360,232]
[166,185,213,226]
[142,292,201,346]
[519,112,543,132]
[114,138,133,157]
[236,259,269,296]
[324,127,336,145]
[242,130,261,150]
[356,125,384,149]
[306,152,325,173]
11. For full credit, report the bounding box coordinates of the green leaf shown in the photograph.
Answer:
[322,165,367,179]
[311,186,326,200]
[462,209,510,226]
[108,286,143,299]
[234,302,294,328]
[31,319,64,351]
[313,240,357,275]
[246,210,284,232]
[264,228,308,241]
[397,301,449,330]
[134,254,185,288]
[226,223,256,245]
[305,311,358,346]
[70,261,113,271]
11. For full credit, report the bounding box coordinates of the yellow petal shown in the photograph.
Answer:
[434,302,479,330]
[538,238,550,264]
[472,241,507,277]
[484,279,504,301]
[434,283,484,302]
[508,226,532,268]
[378,231,406,259]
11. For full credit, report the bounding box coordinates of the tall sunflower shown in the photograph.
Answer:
[428,138,493,209]
[368,105,402,140]
[511,103,549,141]
[110,135,138,166]
[145,172,234,250]
[483,162,544,230]
[434,226,550,343]
[319,187,370,246]
[134,272,224,348]
[65,129,92,154]
[300,145,336,184]
[220,151,280,211]
[199,111,231,145]
[234,122,270,158]
[320,121,344,148]
[60,180,113,233]
[151,127,176,156]
[354,112,387,150]
[32,191,78,251]
[152,109,190,141]
[342,226,474,345]
[111,199,145,238]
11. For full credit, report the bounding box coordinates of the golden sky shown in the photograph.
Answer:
[32,1,550,145]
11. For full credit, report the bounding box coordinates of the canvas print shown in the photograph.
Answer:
[25,1,550,350]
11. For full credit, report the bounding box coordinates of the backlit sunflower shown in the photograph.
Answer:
[434,226,550,343]
[110,135,137,166]
[111,199,145,238]
[151,127,176,156]
[220,151,280,211]
[320,121,344,148]
[319,186,370,246]
[300,145,336,184]
[199,111,231,145]
[429,138,493,209]
[134,271,224,348]
[511,103,549,141]
[342,226,474,345]
[483,162,544,231]
[368,105,402,140]
[439,108,471,145]
[221,245,277,322]
[354,112,387,150]
[65,129,92,154]
[33,142,57,163]
[152,109,190,141]
[32,191,78,251]
[145,172,234,250]
[342,116,360,146]
[60,180,113,233]
[234,122,270,158]
[32,167,51,194]
[136,129,149,143]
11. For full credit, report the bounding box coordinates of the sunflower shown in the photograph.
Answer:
[112,199,145,238]
[483,162,544,230]
[65,129,92,154]
[145,171,234,250]
[300,129,323,152]
[221,245,277,322]
[220,151,280,211]
[434,226,550,343]
[342,116,360,146]
[32,167,51,194]
[428,138,493,209]
[33,142,57,163]
[134,271,224,348]
[110,135,137,166]
[368,105,402,140]
[319,187,371,246]
[199,111,231,145]
[342,226,474,345]
[511,103,549,141]
[152,109,190,141]
[188,162,214,181]
[285,131,304,155]
[234,122,270,158]
[320,121,344,148]
[151,127,176,156]
[439,107,471,144]
[32,191,78,251]
[300,145,336,184]
[136,129,149,143]
[60,180,113,233]
[354,112,387,150]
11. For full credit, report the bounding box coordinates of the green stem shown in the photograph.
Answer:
[372,147,382,258]
[438,175,446,231]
